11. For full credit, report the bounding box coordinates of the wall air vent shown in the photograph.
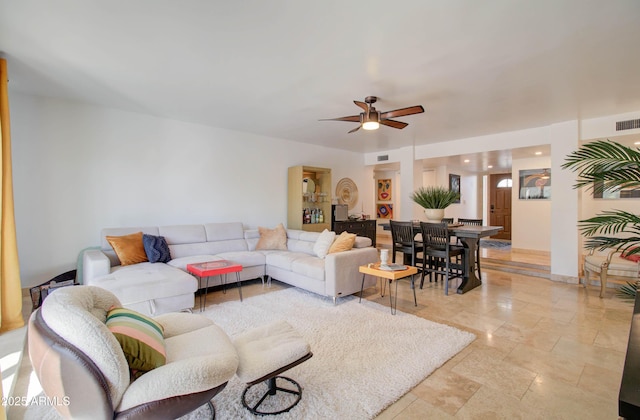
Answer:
[377,155,389,162]
[616,119,640,131]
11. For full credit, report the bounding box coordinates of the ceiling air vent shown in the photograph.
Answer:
[377,155,389,162]
[616,119,640,131]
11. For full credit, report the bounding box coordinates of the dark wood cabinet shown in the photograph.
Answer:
[332,220,376,247]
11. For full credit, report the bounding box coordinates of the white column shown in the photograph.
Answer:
[550,120,580,282]
[399,146,415,220]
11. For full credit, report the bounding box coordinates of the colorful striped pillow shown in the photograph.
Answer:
[106,307,166,379]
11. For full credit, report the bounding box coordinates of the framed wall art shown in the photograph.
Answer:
[519,168,551,199]
[377,178,392,201]
[449,174,461,203]
[377,203,393,219]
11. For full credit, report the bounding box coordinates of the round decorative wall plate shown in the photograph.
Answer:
[335,178,358,210]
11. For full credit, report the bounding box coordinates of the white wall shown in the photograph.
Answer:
[10,94,370,287]
[511,156,552,251]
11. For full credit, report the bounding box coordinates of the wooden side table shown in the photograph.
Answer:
[187,260,243,311]
[358,263,418,315]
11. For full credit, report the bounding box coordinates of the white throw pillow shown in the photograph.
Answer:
[313,229,336,259]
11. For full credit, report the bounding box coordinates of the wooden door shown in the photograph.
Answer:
[489,173,512,240]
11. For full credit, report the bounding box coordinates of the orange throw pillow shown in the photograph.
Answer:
[106,232,148,266]
[328,231,356,254]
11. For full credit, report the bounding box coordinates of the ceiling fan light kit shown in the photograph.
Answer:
[321,96,424,133]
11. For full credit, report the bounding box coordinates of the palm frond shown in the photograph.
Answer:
[578,210,640,237]
[562,140,640,193]
[617,281,639,300]
[583,235,640,251]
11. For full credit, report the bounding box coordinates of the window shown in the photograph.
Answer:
[497,178,512,188]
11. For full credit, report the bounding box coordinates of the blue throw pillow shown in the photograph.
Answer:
[142,234,172,263]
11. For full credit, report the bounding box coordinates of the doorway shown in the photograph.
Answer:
[489,173,512,240]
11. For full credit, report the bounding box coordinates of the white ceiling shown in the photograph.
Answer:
[2,0,640,159]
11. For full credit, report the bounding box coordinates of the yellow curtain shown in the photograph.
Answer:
[0,58,24,334]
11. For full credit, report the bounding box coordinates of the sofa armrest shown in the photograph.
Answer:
[82,250,111,285]
[324,247,379,297]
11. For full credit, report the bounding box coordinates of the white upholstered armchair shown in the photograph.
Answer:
[583,249,639,298]
[28,286,239,419]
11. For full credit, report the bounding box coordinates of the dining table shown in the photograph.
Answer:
[380,222,503,294]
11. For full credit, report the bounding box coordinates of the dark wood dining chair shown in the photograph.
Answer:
[419,222,466,295]
[457,218,483,278]
[440,218,454,224]
[389,220,423,268]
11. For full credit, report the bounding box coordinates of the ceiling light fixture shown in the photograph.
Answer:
[635,141,640,145]
[362,121,380,130]
[488,165,493,169]
[361,110,380,130]
[464,159,470,163]
[535,151,542,155]
[541,169,550,179]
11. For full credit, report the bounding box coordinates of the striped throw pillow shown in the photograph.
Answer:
[106,307,166,378]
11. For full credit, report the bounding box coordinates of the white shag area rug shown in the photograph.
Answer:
[25,288,475,420]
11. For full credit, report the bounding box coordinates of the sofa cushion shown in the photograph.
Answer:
[328,231,356,254]
[313,229,336,259]
[143,234,172,263]
[265,251,310,271]
[291,256,325,281]
[215,251,266,268]
[107,232,149,266]
[92,263,197,305]
[204,222,245,242]
[354,236,372,248]
[168,255,220,271]
[105,307,167,378]
[158,225,207,245]
[256,223,287,250]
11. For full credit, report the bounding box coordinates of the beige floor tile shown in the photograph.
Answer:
[578,362,622,401]
[505,343,584,385]
[492,323,561,352]
[448,311,506,334]
[393,397,456,420]
[521,374,617,419]
[552,337,626,372]
[411,369,481,415]
[454,385,553,420]
[451,346,537,399]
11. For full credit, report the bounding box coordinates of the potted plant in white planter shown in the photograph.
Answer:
[410,186,460,222]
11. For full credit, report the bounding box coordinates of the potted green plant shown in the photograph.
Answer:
[562,139,640,299]
[410,186,460,221]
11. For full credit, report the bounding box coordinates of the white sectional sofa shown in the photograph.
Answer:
[82,222,378,316]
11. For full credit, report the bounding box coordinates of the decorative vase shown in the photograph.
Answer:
[424,208,445,222]
[380,249,389,266]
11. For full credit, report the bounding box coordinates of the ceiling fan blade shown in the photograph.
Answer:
[354,101,369,112]
[348,125,361,134]
[380,105,425,120]
[319,115,361,122]
[380,119,408,130]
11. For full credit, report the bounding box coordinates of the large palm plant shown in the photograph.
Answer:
[562,140,640,297]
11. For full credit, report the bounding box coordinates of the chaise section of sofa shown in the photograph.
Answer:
[82,222,378,316]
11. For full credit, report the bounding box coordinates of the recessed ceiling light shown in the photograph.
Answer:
[464,159,470,163]
[487,165,493,169]
[634,141,640,145]
[535,151,542,155]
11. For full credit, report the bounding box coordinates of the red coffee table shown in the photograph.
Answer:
[186,260,243,311]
